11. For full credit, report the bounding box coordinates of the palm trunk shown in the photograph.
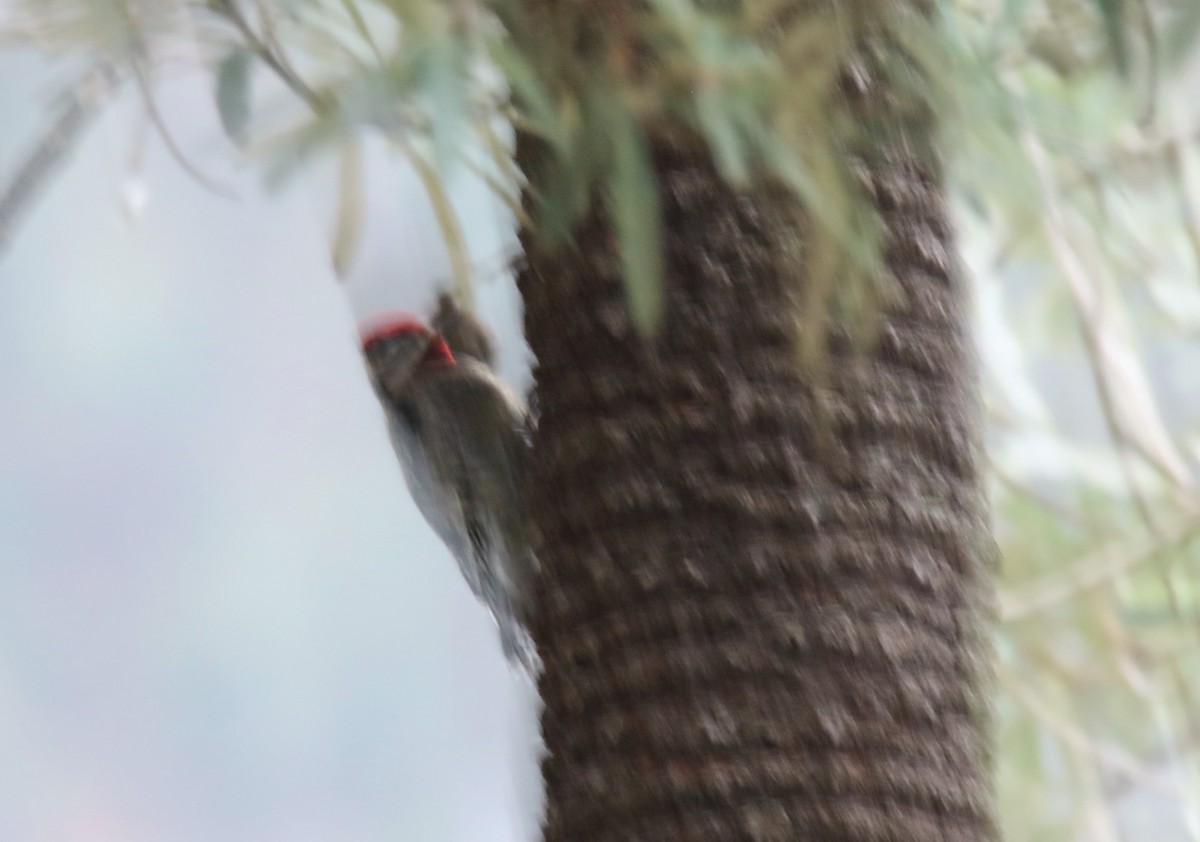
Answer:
[516,16,995,841]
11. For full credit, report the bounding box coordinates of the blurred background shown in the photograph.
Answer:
[2,5,1200,840]
[0,50,540,842]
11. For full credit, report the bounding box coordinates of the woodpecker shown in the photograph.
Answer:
[360,313,539,674]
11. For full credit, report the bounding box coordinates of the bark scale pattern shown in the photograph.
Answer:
[518,60,995,842]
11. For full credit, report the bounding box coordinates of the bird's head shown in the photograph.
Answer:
[360,312,454,396]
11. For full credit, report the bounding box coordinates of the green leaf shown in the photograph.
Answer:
[1163,0,1200,69]
[530,97,591,248]
[532,155,584,247]
[216,48,254,146]
[610,110,664,337]
[339,0,383,63]
[330,141,365,280]
[399,138,474,306]
[1091,0,1128,76]
[488,40,560,146]
[262,116,340,192]
[696,89,750,185]
[420,36,468,173]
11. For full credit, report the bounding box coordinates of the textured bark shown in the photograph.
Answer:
[516,22,995,842]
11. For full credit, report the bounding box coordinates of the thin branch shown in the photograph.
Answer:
[128,59,238,199]
[1000,513,1200,621]
[1166,126,1200,275]
[396,136,473,307]
[0,63,120,257]
[998,664,1186,798]
[990,461,1093,531]
[214,0,323,110]
[425,246,522,297]
[1022,130,1194,501]
[339,0,384,64]
[1102,720,1200,803]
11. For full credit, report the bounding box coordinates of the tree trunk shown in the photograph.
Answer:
[516,16,995,842]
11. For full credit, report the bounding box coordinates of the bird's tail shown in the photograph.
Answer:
[496,614,541,678]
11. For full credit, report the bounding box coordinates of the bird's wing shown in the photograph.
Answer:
[414,361,534,604]
[385,408,490,599]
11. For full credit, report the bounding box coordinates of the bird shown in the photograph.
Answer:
[360,312,539,674]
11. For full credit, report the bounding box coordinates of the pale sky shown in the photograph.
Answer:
[0,50,540,842]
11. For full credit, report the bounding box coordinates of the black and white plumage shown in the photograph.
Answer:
[361,314,539,674]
